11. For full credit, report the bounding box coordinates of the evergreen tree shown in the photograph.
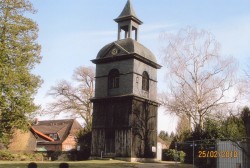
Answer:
[221,116,246,139]
[0,0,42,146]
[159,130,170,142]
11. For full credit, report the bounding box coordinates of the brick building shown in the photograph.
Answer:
[8,119,82,152]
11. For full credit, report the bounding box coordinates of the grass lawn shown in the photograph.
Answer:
[161,163,194,168]
[0,160,193,168]
[0,160,136,168]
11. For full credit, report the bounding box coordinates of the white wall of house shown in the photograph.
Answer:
[157,142,163,161]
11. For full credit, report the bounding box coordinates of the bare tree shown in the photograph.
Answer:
[242,59,250,100]
[176,115,190,135]
[47,66,95,131]
[159,27,239,131]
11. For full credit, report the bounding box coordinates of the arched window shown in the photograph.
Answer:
[142,71,149,91]
[108,69,120,89]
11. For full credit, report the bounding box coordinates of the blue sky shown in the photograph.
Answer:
[30,0,250,133]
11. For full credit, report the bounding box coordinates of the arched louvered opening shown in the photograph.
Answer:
[142,71,149,91]
[108,69,120,89]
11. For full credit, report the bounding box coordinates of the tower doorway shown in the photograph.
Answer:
[105,129,115,156]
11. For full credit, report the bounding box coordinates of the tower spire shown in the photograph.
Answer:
[114,0,143,41]
[117,0,137,19]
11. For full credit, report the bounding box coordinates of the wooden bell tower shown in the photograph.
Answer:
[90,0,161,161]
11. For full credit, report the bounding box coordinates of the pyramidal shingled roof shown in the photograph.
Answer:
[114,0,143,24]
[118,0,137,18]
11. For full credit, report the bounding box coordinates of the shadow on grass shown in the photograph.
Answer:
[28,162,37,168]
[59,163,69,168]
[27,162,69,168]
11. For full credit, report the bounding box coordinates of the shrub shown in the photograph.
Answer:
[179,150,186,162]
[0,151,44,161]
[0,151,14,161]
[76,129,92,160]
[162,149,186,163]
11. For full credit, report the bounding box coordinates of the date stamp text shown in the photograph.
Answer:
[198,150,238,158]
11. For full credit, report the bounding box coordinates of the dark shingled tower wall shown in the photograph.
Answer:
[90,0,161,162]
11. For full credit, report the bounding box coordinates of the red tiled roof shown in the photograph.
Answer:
[31,119,82,144]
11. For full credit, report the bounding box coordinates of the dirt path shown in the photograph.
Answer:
[135,163,168,168]
[135,162,194,168]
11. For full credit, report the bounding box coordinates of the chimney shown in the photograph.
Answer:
[34,118,39,125]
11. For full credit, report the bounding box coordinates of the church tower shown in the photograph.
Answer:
[91,0,161,161]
